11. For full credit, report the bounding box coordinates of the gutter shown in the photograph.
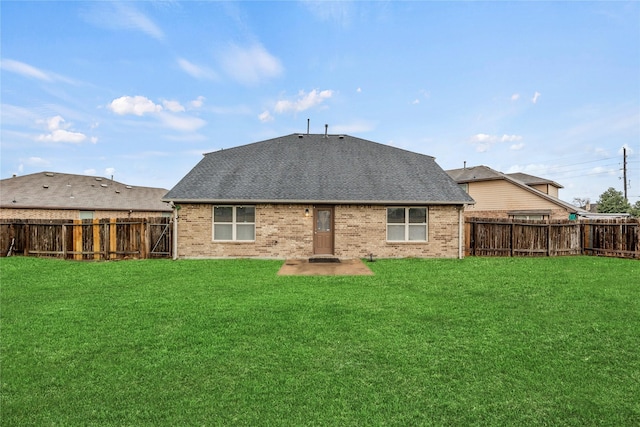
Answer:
[171,202,179,260]
[162,198,475,206]
[458,205,464,259]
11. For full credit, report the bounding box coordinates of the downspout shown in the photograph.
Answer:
[172,203,179,260]
[458,205,464,259]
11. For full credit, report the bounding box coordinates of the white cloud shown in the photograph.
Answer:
[157,112,206,132]
[470,133,523,152]
[109,96,163,116]
[83,3,164,40]
[511,93,520,101]
[510,143,525,151]
[37,115,88,144]
[84,169,97,175]
[38,129,87,144]
[274,89,334,114]
[190,96,205,109]
[177,58,218,80]
[501,134,523,142]
[105,167,116,177]
[0,59,77,84]
[25,157,50,167]
[258,110,274,123]
[1,59,52,81]
[532,91,541,104]
[162,100,185,113]
[412,99,420,105]
[219,43,283,85]
[357,87,362,93]
[109,95,206,132]
[304,1,353,27]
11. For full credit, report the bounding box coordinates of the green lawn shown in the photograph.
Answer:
[1,256,638,426]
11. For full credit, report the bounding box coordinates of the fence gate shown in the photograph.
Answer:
[1,217,173,260]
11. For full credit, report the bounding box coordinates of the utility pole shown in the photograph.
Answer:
[623,147,628,203]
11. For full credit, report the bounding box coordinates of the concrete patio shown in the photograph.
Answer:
[277,258,374,276]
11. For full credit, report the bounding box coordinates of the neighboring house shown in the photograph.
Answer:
[163,133,475,259]
[446,165,581,220]
[0,171,172,220]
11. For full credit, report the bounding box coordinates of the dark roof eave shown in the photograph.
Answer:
[162,198,475,205]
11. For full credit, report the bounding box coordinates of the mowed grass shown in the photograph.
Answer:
[1,256,638,426]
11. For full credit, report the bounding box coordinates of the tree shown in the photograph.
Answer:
[572,197,590,208]
[596,187,630,213]
[629,201,640,218]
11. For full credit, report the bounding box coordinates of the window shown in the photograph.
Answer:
[387,207,427,242]
[459,183,469,193]
[213,206,255,241]
[79,211,94,220]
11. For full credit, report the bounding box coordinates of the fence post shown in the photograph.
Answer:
[141,219,149,259]
[510,222,514,257]
[546,222,551,257]
[73,220,82,260]
[109,219,117,259]
[23,223,30,256]
[92,219,101,260]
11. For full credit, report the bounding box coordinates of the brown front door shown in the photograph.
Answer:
[313,206,334,255]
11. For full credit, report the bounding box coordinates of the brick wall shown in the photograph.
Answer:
[0,208,169,220]
[176,203,463,259]
[464,209,571,220]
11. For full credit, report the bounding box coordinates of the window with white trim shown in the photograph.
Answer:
[213,206,255,241]
[387,207,428,242]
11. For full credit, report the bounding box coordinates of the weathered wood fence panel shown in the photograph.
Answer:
[466,218,639,259]
[0,217,172,259]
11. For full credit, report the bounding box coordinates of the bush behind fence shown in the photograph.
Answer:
[1,217,172,260]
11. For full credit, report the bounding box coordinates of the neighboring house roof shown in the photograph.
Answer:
[446,165,582,214]
[0,172,171,212]
[164,133,475,205]
[505,172,563,189]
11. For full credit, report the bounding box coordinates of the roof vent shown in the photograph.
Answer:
[43,184,49,189]
[338,135,345,139]
[126,185,132,189]
[45,172,54,177]
[324,124,328,138]
[95,177,102,181]
[298,134,304,139]
[100,184,108,188]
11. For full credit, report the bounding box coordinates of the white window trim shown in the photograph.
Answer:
[212,205,256,242]
[386,207,428,242]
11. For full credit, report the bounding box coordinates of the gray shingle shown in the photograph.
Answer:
[1,172,171,212]
[164,134,474,204]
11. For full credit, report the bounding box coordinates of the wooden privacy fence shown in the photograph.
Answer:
[1,217,172,260]
[466,217,639,259]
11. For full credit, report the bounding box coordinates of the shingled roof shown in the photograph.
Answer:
[446,165,580,213]
[164,134,474,205]
[1,172,171,212]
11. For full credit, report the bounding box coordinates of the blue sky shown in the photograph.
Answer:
[1,1,639,205]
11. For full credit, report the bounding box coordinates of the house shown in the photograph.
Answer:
[0,171,172,220]
[163,133,475,259]
[446,165,580,220]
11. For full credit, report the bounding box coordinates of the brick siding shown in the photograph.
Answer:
[176,203,463,259]
[0,208,168,220]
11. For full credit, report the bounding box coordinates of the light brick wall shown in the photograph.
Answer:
[463,209,571,220]
[0,208,169,220]
[176,203,463,259]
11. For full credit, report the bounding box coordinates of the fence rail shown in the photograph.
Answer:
[466,217,639,259]
[1,217,172,260]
